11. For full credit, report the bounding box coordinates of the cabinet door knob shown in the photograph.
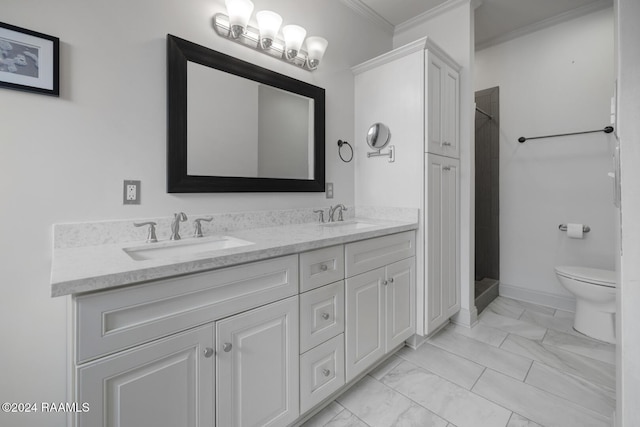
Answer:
[320,264,328,271]
[443,141,451,146]
[321,312,330,320]
[382,279,388,286]
[388,277,395,283]
[322,369,331,377]
[443,166,451,171]
[222,342,233,352]
[203,347,214,358]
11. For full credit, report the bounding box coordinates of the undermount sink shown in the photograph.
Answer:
[321,220,376,230]
[123,236,254,261]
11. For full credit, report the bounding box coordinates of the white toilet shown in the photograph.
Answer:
[555,266,616,343]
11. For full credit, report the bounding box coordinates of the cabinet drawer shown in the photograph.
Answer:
[299,245,344,292]
[300,281,344,353]
[345,231,415,278]
[75,255,298,363]
[300,334,345,414]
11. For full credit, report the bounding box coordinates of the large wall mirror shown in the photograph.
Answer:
[167,34,325,192]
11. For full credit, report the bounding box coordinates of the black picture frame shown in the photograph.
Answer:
[0,22,59,96]
[167,34,326,193]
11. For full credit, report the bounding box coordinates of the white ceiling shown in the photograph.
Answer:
[346,0,613,49]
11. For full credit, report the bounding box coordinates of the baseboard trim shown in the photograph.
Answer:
[405,333,427,350]
[451,306,478,328]
[499,283,576,312]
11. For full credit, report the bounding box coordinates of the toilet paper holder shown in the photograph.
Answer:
[559,224,591,233]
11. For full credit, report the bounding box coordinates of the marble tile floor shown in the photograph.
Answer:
[301,297,615,427]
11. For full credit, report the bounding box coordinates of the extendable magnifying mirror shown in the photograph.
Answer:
[366,122,395,162]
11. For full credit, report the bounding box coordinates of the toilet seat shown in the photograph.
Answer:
[555,266,615,288]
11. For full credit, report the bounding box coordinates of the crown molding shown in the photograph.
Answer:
[352,36,460,74]
[338,0,395,35]
[475,0,613,51]
[395,0,470,35]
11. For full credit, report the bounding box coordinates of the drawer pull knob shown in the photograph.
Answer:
[443,141,451,146]
[321,312,330,320]
[203,347,214,358]
[222,343,233,352]
[322,369,331,377]
[320,264,328,271]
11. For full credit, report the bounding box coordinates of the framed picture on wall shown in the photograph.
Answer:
[0,22,59,96]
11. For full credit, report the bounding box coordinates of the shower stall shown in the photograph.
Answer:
[475,86,500,314]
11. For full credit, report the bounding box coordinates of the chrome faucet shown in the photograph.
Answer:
[313,209,326,224]
[328,204,347,222]
[193,216,213,238]
[170,212,188,240]
[133,221,157,243]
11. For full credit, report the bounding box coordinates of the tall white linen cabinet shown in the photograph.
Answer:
[354,37,461,337]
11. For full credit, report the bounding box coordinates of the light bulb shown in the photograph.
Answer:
[225,0,254,38]
[256,10,282,49]
[282,24,306,60]
[305,36,328,69]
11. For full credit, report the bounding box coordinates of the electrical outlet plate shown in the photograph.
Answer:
[123,180,141,205]
[326,182,334,199]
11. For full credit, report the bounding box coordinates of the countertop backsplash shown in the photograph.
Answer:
[53,206,418,249]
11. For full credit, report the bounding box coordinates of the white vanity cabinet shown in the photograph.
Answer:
[426,51,460,158]
[425,154,461,334]
[70,229,417,427]
[344,232,416,382]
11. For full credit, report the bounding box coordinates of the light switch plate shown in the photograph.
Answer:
[326,182,334,199]
[123,180,141,205]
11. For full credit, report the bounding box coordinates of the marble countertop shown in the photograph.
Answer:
[51,217,418,297]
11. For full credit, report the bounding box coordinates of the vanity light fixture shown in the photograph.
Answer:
[213,5,328,71]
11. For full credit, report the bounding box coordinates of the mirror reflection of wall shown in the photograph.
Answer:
[188,62,258,177]
[186,62,313,180]
[258,86,313,179]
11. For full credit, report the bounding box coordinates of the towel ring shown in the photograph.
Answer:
[337,139,353,163]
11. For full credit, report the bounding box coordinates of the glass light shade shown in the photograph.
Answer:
[225,0,254,38]
[256,10,282,49]
[282,24,307,60]
[305,36,328,68]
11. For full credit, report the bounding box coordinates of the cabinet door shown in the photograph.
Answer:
[216,296,299,427]
[426,51,445,155]
[385,257,415,350]
[76,325,214,427]
[441,157,461,318]
[442,65,460,157]
[426,52,460,158]
[345,268,385,382]
[425,154,460,334]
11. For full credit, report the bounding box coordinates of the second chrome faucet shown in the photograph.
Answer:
[170,212,188,240]
[328,204,347,222]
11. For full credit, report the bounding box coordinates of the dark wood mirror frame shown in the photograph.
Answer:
[167,34,326,193]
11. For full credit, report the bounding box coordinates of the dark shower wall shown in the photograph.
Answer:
[475,86,500,282]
